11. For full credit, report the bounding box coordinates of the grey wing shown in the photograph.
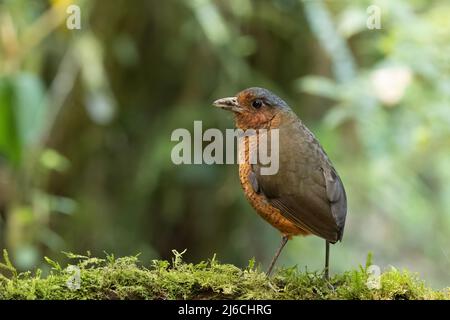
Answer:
[323,167,347,240]
[253,124,347,242]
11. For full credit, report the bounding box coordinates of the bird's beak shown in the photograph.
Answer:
[213,97,243,113]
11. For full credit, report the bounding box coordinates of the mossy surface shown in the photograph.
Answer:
[0,250,448,300]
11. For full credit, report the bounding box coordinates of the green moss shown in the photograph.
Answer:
[0,249,448,300]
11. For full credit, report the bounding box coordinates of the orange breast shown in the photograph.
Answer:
[238,135,310,238]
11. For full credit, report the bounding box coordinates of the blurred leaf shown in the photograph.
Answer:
[33,191,77,216]
[40,149,70,172]
[336,6,367,38]
[0,77,21,165]
[85,90,116,125]
[0,73,47,166]
[39,228,65,251]
[13,73,47,147]
[14,245,39,270]
[189,0,231,46]
[75,34,117,124]
[323,104,352,128]
[48,195,77,215]
[297,76,341,100]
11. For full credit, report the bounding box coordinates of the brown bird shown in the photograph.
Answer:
[213,87,347,278]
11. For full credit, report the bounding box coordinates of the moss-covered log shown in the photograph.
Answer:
[0,250,448,300]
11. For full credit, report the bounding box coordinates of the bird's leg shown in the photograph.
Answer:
[324,240,330,280]
[266,235,289,276]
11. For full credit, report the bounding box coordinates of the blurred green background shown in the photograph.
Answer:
[0,0,449,288]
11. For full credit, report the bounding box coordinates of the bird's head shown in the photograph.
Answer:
[213,87,289,130]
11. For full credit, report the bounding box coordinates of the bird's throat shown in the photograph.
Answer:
[235,111,280,131]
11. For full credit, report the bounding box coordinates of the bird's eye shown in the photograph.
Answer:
[252,99,262,109]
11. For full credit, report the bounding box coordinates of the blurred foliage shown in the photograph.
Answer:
[0,0,449,288]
